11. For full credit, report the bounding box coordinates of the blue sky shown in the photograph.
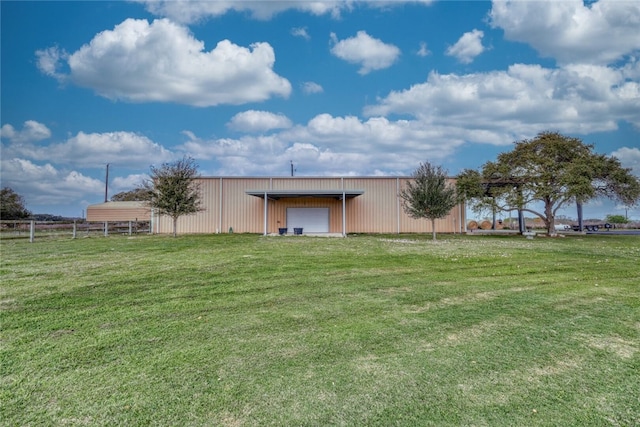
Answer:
[2,0,639,220]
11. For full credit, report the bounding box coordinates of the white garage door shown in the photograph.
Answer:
[286,208,329,233]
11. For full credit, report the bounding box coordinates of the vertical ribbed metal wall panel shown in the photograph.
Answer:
[271,177,343,191]
[86,203,151,222]
[345,178,398,233]
[158,178,222,234]
[221,178,269,233]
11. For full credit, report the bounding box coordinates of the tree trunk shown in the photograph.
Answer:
[518,208,525,234]
[431,218,437,241]
[173,217,178,237]
[576,201,584,232]
[544,200,556,236]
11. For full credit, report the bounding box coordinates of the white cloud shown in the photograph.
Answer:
[111,174,148,193]
[180,112,467,176]
[35,46,68,80]
[227,110,293,133]
[39,18,291,107]
[365,64,640,143]
[137,1,434,23]
[2,158,57,182]
[330,31,401,75]
[179,132,288,175]
[291,27,310,40]
[4,130,174,168]
[301,81,324,94]
[611,147,640,175]
[137,0,347,22]
[285,114,479,166]
[1,129,174,211]
[417,41,430,57]
[0,121,51,144]
[490,0,640,65]
[446,29,485,64]
[55,131,175,167]
[0,158,103,207]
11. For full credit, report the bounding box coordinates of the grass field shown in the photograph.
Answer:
[1,233,639,426]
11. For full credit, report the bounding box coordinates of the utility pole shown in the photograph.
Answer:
[104,163,110,202]
[290,160,294,177]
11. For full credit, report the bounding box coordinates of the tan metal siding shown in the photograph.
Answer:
[271,177,343,191]
[221,178,268,233]
[156,177,222,234]
[344,178,398,233]
[86,202,151,222]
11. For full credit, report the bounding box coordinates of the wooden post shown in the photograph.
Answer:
[129,221,132,236]
[104,221,108,237]
[30,220,35,243]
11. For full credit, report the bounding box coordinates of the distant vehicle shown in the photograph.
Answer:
[554,224,571,231]
[571,223,613,232]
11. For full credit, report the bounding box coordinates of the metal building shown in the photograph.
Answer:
[140,176,466,236]
[86,201,151,222]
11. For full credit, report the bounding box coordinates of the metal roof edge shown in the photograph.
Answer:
[196,175,457,180]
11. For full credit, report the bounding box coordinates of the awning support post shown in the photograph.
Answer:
[263,191,268,236]
[342,177,346,237]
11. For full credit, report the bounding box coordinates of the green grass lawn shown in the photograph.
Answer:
[1,233,639,426]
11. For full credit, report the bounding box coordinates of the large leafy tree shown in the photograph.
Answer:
[457,131,640,236]
[111,188,150,201]
[400,162,457,240]
[0,187,31,220]
[142,156,203,237]
[605,214,628,225]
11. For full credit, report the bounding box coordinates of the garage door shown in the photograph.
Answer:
[286,208,329,233]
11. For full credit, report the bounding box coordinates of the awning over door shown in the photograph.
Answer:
[245,189,364,200]
[245,189,364,236]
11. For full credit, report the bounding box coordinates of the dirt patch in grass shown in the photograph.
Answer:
[404,290,499,313]
[580,334,638,359]
[459,355,583,407]
[219,411,246,427]
[0,298,17,310]
[50,329,75,338]
[406,286,537,314]
[378,286,413,295]
[525,357,581,380]
[443,318,514,346]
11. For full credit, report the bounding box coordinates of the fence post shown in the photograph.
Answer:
[104,221,108,237]
[129,221,132,236]
[73,220,77,239]
[30,220,35,243]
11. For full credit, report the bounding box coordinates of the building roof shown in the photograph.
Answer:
[245,189,364,200]
[87,201,148,209]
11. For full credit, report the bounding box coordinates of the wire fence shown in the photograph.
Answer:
[0,220,151,242]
